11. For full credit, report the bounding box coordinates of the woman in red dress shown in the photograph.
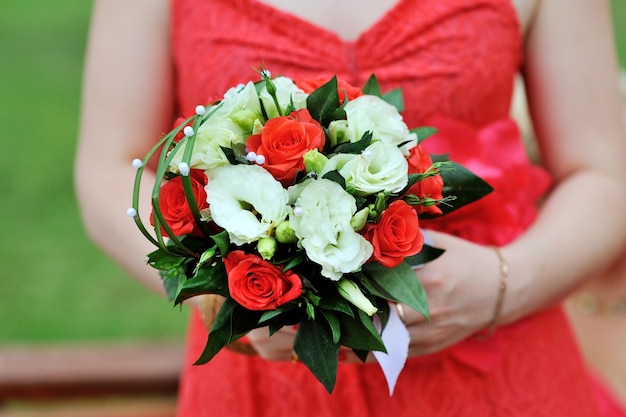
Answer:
[76,0,626,415]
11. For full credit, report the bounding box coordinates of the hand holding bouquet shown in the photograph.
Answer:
[129,69,492,393]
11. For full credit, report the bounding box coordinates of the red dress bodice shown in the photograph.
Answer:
[171,0,601,415]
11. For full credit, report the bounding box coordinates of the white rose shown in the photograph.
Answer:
[259,76,308,119]
[206,164,290,246]
[343,95,417,153]
[288,179,373,280]
[321,141,408,197]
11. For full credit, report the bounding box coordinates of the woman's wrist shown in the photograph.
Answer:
[485,246,509,334]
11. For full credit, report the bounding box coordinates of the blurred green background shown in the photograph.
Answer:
[0,1,624,345]
[0,1,187,343]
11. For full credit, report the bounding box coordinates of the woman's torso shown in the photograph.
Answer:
[171,1,601,416]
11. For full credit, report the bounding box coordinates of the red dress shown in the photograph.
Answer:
[171,0,602,415]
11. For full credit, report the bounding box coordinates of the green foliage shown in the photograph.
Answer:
[195,299,263,364]
[430,157,494,215]
[306,76,345,126]
[294,318,340,393]
[412,126,439,143]
[361,262,430,319]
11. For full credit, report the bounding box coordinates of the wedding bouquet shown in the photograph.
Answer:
[129,69,492,393]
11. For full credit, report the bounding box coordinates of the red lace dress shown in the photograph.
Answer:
[171,0,602,415]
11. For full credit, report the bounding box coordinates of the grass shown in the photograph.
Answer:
[0,0,187,344]
[0,1,624,345]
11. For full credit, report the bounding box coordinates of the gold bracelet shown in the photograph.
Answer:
[485,246,509,336]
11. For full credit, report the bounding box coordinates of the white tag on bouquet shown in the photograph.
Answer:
[373,304,410,395]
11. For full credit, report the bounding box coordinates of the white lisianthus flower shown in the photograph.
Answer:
[327,119,353,147]
[168,125,237,171]
[339,95,417,153]
[259,76,308,119]
[321,141,409,197]
[206,164,290,246]
[211,81,263,132]
[168,82,263,172]
[288,179,373,280]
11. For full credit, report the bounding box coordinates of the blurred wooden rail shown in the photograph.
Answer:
[0,341,184,417]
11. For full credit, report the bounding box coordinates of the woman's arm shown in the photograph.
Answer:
[75,0,173,294]
[400,0,626,356]
[506,0,626,319]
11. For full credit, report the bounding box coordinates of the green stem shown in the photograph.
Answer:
[179,115,213,237]
[150,117,198,257]
[131,131,178,247]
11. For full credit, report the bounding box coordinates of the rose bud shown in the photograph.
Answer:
[337,278,378,316]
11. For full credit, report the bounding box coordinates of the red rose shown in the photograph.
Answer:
[296,75,363,102]
[224,251,302,311]
[405,144,445,216]
[246,109,324,185]
[150,169,209,237]
[362,200,424,268]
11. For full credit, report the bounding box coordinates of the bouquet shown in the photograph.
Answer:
[129,69,492,393]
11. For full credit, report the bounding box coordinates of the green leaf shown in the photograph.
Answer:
[259,308,287,324]
[430,157,494,215]
[411,126,439,143]
[147,248,186,270]
[258,303,297,325]
[352,349,369,363]
[306,76,341,126]
[403,244,445,268]
[361,262,429,319]
[174,261,229,305]
[193,299,236,364]
[362,74,382,97]
[159,266,187,302]
[294,318,340,394]
[377,299,391,332]
[318,293,355,318]
[338,309,386,352]
[220,145,244,165]
[211,230,230,255]
[321,170,346,189]
[382,88,404,112]
[195,299,262,365]
[330,106,347,121]
[268,321,284,336]
[331,130,373,155]
[321,309,342,344]
[257,304,304,332]
[280,254,306,272]
[231,141,250,164]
